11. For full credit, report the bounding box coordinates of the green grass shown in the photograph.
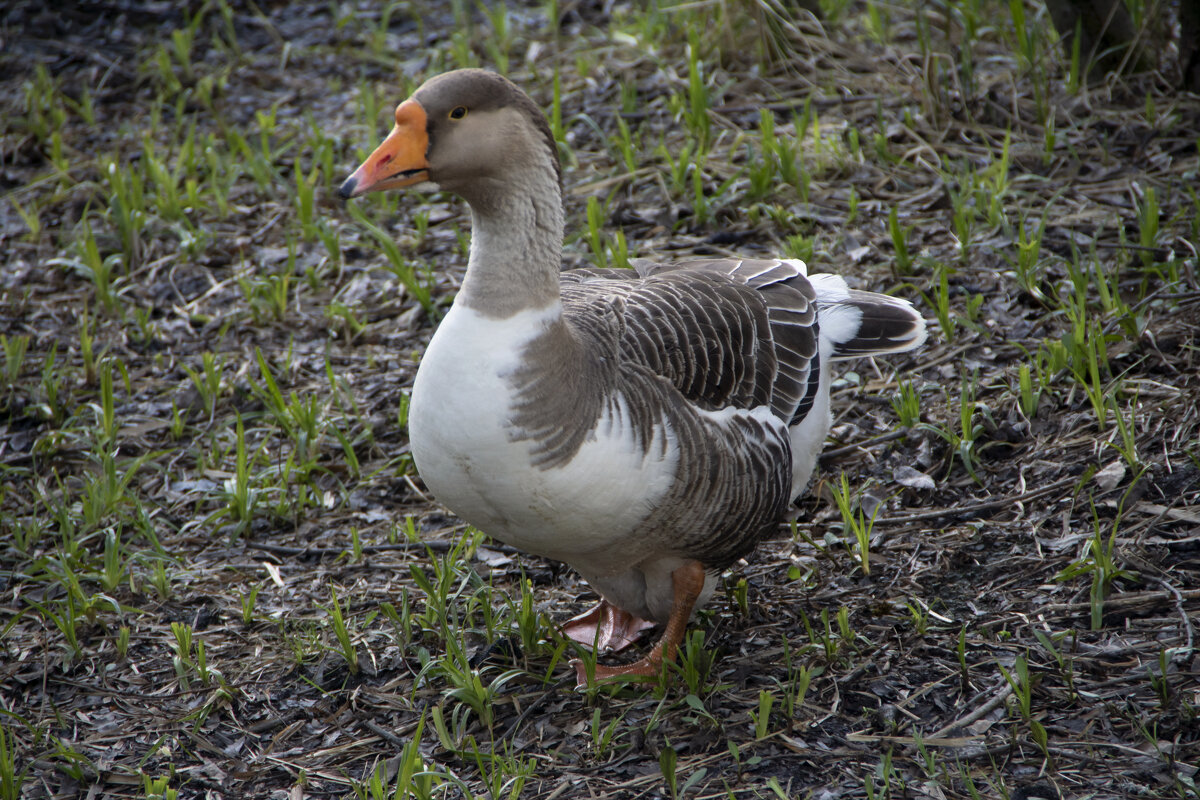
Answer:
[829,471,879,574]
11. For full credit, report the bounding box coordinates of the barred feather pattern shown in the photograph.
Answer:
[561,258,820,425]
[826,290,928,358]
[504,258,819,567]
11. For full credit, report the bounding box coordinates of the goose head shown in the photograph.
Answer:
[338,69,561,210]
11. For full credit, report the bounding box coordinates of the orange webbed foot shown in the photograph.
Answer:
[569,561,706,688]
[561,600,656,653]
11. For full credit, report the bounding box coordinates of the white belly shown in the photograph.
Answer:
[409,302,680,574]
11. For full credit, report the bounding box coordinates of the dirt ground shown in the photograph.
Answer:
[1,1,1198,798]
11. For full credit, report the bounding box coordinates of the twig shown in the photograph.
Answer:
[819,429,909,463]
[363,718,419,747]
[875,475,1080,525]
[1156,577,1195,657]
[242,539,521,558]
[929,680,1013,740]
[1034,588,1200,617]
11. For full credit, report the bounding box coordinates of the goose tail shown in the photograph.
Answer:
[808,274,927,360]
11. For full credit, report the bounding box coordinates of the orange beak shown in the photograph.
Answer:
[338,99,430,198]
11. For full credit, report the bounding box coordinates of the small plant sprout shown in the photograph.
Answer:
[78,308,99,384]
[998,652,1050,761]
[182,352,224,420]
[324,301,366,342]
[1016,362,1039,418]
[293,154,320,240]
[506,576,545,656]
[220,414,259,540]
[1,334,29,390]
[1148,649,1174,709]
[467,737,534,800]
[684,29,711,152]
[835,607,857,650]
[782,647,819,721]
[731,576,750,617]
[799,608,832,660]
[1055,499,1138,630]
[891,379,921,427]
[750,688,777,739]
[1107,392,1143,472]
[659,744,681,800]
[380,592,414,650]
[99,528,126,592]
[672,629,717,696]
[1032,627,1078,701]
[116,625,130,660]
[142,772,178,800]
[829,472,880,575]
[73,216,124,314]
[239,585,260,625]
[169,622,195,690]
[194,638,218,687]
[956,626,970,686]
[149,558,172,600]
[924,260,957,342]
[783,233,814,262]
[1061,309,1111,432]
[37,343,66,423]
[1134,184,1159,269]
[1011,205,1050,301]
[589,705,630,759]
[888,206,912,275]
[435,655,523,732]
[906,598,930,635]
[326,584,359,674]
[169,399,185,439]
[585,195,609,268]
[947,181,976,264]
[30,594,85,663]
[359,712,444,800]
[919,371,987,483]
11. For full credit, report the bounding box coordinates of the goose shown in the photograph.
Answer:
[339,69,926,685]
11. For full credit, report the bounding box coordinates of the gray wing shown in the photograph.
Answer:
[559,258,820,427]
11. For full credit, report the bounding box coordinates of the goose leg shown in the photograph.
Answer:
[571,560,705,687]
[561,600,655,653]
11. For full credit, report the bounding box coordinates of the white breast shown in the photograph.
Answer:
[409,303,681,573]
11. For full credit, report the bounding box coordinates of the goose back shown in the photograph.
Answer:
[560,257,821,427]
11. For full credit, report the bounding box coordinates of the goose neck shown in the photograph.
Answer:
[456,174,564,319]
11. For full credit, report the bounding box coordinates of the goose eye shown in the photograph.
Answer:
[449,106,467,120]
